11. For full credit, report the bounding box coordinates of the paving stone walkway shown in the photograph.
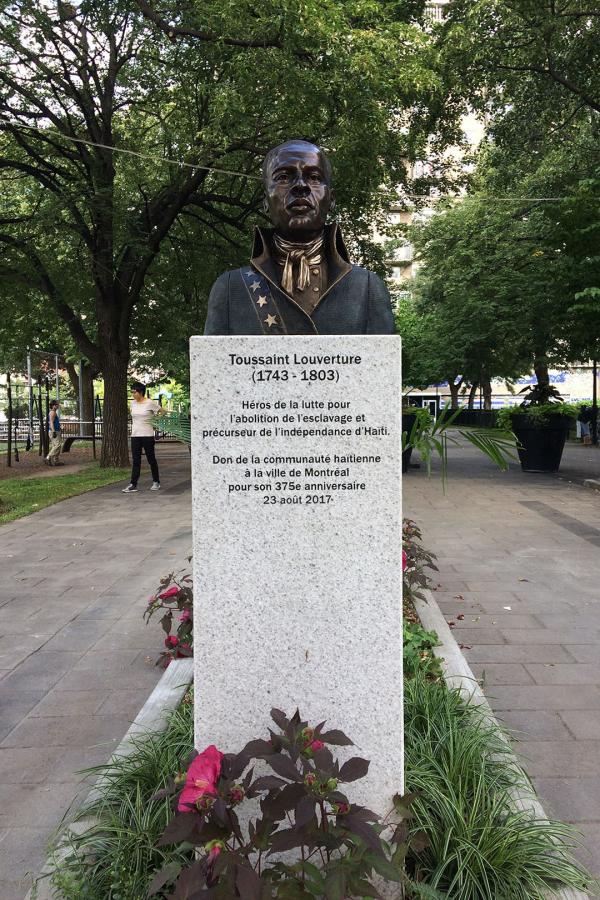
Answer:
[405,438,600,884]
[0,443,192,899]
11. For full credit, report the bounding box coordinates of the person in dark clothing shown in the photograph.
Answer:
[578,405,593,445]
[204,140,396,336]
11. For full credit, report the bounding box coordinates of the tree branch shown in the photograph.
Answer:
[0,233,100,365]
[134,0,283,48]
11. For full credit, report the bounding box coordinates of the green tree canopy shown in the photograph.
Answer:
[0,0,455,465]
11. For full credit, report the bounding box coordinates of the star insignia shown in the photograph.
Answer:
[256,295,267,307]
[244,269,254,276]
[250,280,260,292]
[265,314,278,328]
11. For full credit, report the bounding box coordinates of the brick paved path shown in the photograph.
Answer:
[405,439,600,881]
[0,444,191,899]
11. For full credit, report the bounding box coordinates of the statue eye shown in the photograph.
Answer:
[275,172,289,182]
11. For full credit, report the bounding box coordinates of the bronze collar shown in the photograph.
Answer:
[250,222,353,315]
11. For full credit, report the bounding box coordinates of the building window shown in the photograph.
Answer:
[425,3,446,23]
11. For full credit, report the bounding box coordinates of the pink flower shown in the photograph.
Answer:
[402,550,408,572]
[228,785,245,805]
[333,801,350,815]
[179,608,191,622]
[310,739,325,753]
[204,839,224,863]
[147,595,155,605]
[165,635,179,648]
[178,745,224,813]
[159,586,180,599]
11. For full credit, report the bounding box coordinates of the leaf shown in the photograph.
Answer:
[301,861,325,890]
[240,739,274,758]
[410,829,430,853]
[265,753,302,782]
[365,852,403,883]
[270,707,290,731]
[276,882,306,899]
[324,868,346,900]
[147,861,181,897]
[161,612,173,634]
[313,746,334,774]
[265,782,305,820]
[319,729,353,746]
[172,860,208,898]
[235,864,262,900]
[347,877,382,898]
[157,813,201,847]
[222,751,249,781]
[149,785,174,802]
[338,756,370,782]
[212,798,228,826]
[295,794,316,828]
[267,827,305,854]
[247,775,286,796]
[343,816,384,854]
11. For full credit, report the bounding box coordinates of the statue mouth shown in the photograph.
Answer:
[287,199,314,212]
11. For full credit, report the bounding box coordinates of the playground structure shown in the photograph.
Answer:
[1,350,191,467]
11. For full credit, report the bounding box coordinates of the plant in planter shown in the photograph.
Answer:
[403,406,516,484]
[149,708,439,899]
[497,385,578,473]
[401,407,432,473]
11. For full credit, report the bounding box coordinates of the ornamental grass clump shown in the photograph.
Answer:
[404,675,592,899]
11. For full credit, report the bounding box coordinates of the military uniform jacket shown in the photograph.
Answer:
[204,223,396,336]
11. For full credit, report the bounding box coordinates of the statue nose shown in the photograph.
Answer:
[291,175,310,193]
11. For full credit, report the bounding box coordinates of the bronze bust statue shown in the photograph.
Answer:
[204,139,396,336]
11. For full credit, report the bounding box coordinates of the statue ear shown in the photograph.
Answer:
[262,197,269,214]
[329,190,336,215]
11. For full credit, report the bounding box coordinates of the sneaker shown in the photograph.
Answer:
[150,482,161,491]
[122,484,138,493]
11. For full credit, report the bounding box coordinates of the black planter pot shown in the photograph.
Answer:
[510,413,573,473]
[402,412,417,474]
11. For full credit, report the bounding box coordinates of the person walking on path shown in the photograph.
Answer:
[45,399,64,466]
[122,382,167,493]
[578,405,593,445]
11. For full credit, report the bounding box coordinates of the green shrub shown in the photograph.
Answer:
[497,402,578,430]
[403,621,443,681]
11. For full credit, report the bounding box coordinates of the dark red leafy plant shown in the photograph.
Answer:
[148,709,430,899]
[144,569,193,667]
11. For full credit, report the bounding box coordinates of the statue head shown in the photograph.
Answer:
[262,139,335,241]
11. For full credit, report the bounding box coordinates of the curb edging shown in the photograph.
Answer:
[415,589,590,900]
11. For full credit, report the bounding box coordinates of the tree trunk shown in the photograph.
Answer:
[100,353,130,468]
[467,382,478,409]
[482,377,492,411]
[448,376,464,408]
[534,360,550,389]
[66,361,98,436]
[6,373,12,468]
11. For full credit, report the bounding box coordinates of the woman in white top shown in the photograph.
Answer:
[122,381,167,493]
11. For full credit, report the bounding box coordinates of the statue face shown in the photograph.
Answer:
[264,142,333,240]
